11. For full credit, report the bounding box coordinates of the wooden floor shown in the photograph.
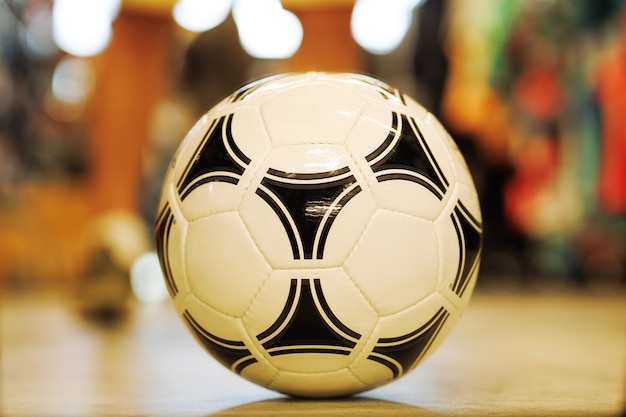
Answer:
[2,290,625,417]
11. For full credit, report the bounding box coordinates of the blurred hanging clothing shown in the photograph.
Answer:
[412,0,449,118]
[594,8,626,215]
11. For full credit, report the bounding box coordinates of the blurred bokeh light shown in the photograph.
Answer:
[232,0,303,59]
[173,0,232,33]
[52,0,120,57]
[351,0,424,54]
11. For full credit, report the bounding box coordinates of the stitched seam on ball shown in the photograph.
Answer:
[187,212,270,319]
[350,208,438,318]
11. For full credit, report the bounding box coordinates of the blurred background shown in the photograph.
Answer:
[0,0,625,313]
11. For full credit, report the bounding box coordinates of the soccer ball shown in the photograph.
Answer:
[155,72,482,398]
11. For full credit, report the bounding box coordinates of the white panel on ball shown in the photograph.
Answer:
[270,369,367,398]
[344,209,439,317]
[261,81,365,147]
[185,213,271,317]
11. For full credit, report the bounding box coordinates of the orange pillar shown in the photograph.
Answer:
[284,1,363,73]
[88,10,172,215]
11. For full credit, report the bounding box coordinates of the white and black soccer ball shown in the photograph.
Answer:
[155,72,482,398]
